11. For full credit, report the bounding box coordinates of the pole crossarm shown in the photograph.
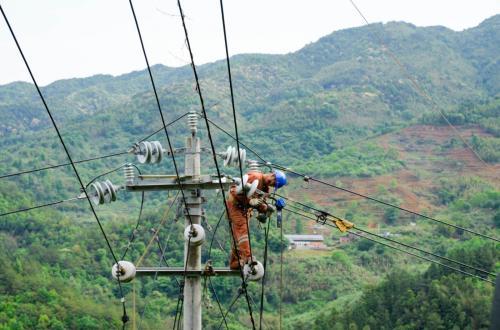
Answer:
[136,267,240,277]
[126,174,233,192]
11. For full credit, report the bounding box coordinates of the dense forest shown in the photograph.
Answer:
[0,14,499,329]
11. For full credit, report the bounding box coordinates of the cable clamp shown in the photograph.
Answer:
[204,260,215,276]
[315,212,328,225]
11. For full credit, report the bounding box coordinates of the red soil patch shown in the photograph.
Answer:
[291,124,499,223]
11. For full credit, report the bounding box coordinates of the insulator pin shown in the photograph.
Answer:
[123,164,135,185]
[221,146,246,167]
[187,111,198,135]
[111,261,136,282]
[243,260,264,281]
[132,141,164,164]
[248,160,260,172]
[89,179,118,206]
[184,224,205,246]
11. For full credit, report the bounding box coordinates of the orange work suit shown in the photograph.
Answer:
[227,171,270,270]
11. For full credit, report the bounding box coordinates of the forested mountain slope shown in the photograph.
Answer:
[0,15,498,329]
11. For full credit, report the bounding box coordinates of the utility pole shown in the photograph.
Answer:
[101,111,266,329]
[183,112,202,330]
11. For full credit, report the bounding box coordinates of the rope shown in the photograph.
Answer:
[258,219,271,329]
[135,192,179,267]
[279,219,284,330]
[208,276,229,329]
[217,289,243,330]
[137,223,180,330]
[121,191,145,260]
[207,209,230,260]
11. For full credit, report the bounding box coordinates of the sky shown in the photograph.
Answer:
[0,0,499,86]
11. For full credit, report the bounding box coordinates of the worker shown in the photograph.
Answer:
[227,169,287,270]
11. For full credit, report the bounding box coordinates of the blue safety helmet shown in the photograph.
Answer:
[273,170,287,190]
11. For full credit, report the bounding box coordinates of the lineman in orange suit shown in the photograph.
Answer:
[227,169,287,270]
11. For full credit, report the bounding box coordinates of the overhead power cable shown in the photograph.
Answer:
[0,112,189,181]
[269,164,499,243]
[218,0,256,283]
[129,0,195,228]
[284,208,495,285]
[1,5,129,326]
[174,0,257,327]
[206,117,499,243]
[0,196,82,218]
[279,195,496,278]
[0,163,131,219]
[0,4,120,265]
[348,0,490,168]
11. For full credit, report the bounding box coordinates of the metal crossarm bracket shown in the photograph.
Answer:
[136,267,240,277]
[126,174,233,191]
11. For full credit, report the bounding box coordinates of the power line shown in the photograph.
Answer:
[0,151,128,180]
[127,5,197,314]
[204,116,266,163]
[121,190,145,260]
[218,0,256,282]
[205,118,499,243]
[348,0,490,168]
[279,195,496,278]
[175,0,257,327]
[270,163,499,242]
[128,0,194,228]
[0,196,82,218]
[0,112,189,181]
[284,208,495,285]
[1,5,128,326]
[0,4,120,265]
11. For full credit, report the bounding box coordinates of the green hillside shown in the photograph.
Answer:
[0,15,499,329]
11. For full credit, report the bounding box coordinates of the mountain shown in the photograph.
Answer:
[0,15,499,329]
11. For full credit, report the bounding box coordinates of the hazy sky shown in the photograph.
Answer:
[1,0,499,86]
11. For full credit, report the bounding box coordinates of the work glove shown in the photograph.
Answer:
[257,213,268,223]
[249,198,263,207]
[266,204,276,214]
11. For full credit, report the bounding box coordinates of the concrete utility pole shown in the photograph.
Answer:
[99,111,266,328]
[110,111,243,329]
[183,113,202,329]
